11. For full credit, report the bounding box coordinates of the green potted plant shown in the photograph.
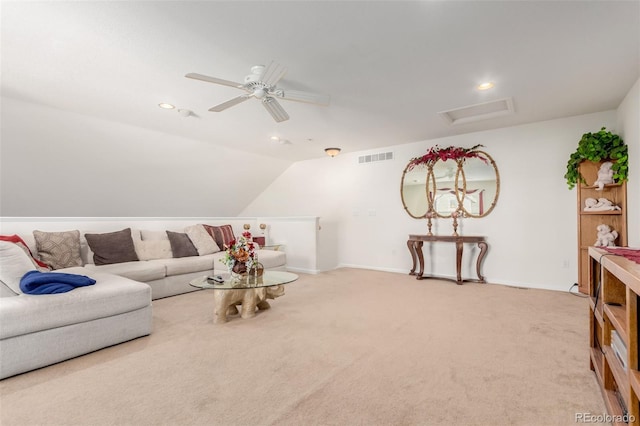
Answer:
[564,127,628,189]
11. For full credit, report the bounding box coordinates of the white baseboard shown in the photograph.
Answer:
[337,263,410,275]
[337,263,570,292]
[285,266,320,275]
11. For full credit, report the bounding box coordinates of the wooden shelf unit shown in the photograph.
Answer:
[577,161,627,294]
[589,247,640,425]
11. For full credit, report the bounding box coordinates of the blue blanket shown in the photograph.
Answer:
[20,270,96,295]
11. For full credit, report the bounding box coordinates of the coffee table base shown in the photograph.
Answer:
[213,285,285,324]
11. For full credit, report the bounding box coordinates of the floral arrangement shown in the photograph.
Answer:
[220,231,256,272]
[407,144,487,170]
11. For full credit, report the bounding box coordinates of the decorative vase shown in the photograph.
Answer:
[249,261,264,277]
[230,262,248,280]
[232,262,247,275]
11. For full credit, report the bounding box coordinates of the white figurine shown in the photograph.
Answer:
[593,161,614,190]
[584,197,621,212]
[595,224,618,247]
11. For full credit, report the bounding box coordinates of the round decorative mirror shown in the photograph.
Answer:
[400,164,429,218]
[432,159,462,218]
[456,151,499,218]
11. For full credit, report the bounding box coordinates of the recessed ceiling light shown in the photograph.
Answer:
[158,103,175,109]
[270,136,280,141]
[477,82,495,91]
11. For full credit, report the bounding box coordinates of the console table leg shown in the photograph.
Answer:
[407,239,417,275]
[476,242,488,283]
[416,241,425,280]
[455,241,463,284]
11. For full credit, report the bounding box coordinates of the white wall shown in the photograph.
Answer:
[241,111,620,291]
[617,77,640,247]
[0,97,292,217]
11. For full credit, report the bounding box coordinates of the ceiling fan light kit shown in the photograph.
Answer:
[186,61,330,123]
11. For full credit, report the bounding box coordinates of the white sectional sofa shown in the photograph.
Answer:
[0,220,287,379]
[17,225,287,300]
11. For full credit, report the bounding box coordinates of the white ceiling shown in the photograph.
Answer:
[2,1,639,162]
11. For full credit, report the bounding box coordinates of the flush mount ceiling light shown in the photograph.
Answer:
[158,103,175,109]
[270,136,280,142]
[325,148,341,157]
[477,82,495,91]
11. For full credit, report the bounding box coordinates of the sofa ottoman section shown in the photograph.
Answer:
[0,268,152,379]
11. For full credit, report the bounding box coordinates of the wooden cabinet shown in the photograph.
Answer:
[589,247,640,425]
[577,161,627,293]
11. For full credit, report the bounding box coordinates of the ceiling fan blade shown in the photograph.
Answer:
[259,61,287,87]
[209,95,251,112]
[185,73,244,89]
[262,97,289,122]
[273,89,330,106]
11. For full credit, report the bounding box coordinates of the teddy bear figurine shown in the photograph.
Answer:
[584,197,621,211]
[595,224,618,247]
[593,161,614,190]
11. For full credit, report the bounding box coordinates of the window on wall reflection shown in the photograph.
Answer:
[435,189,486,215]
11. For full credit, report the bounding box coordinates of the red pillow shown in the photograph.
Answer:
[202,224,235,250]
[0,234,51,270]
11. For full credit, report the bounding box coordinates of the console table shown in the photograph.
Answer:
[407,235,488,284]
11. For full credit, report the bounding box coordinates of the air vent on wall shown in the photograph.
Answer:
[438,97,515,125]
[358,152,394,164]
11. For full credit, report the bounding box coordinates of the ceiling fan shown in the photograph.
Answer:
[185,61,330,123]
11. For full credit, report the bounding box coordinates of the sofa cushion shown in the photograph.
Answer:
[33,230,83,270]
[0,267,151,340]
[204,224,235,250]
[134,240,173,261]
[166,231,198,258]
[255,249,287,269]
[185,224,220,255]
[0,280,18,298]
[158,254,216,277]
[0,235,51,270]
[85,228,139,266]
[0,241,38,294]
[83,261,166,282]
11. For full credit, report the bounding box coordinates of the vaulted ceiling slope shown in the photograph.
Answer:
[2,1,639,161]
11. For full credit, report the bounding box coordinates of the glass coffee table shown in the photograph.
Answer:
[190,271,298,323]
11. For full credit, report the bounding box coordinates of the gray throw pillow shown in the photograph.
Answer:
[85,228,139,266]
[33,230,83,270]
[166,231,198,258]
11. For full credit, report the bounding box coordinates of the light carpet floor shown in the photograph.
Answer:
[0,268,605,426]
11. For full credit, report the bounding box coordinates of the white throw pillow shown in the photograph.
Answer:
[0,241,40,294]
[140,230,170,241]
[134,240,173,261]
[184,224,220,255]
